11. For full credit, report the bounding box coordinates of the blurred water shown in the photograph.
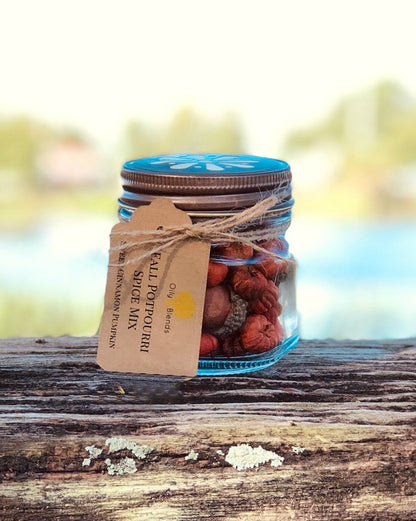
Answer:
[0,216,110,297]
[287,217,416,339]
[0,215,415,339]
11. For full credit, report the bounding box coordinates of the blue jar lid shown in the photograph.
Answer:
[121,153,291,195]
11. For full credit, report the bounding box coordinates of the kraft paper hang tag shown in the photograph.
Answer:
[97,198,211,377]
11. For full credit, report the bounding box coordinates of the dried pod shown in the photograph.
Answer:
[240,314,284,354]
[229,265,268,301]
[212,243,254,261]
[248,280,282,320]
[200,333,219,357]
[203,285,232,332]
[206,261,228,287]
[221,334,247,357]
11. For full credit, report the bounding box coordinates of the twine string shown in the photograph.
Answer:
[109,195,291,266]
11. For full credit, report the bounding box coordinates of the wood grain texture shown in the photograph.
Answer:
[0,336,415,521]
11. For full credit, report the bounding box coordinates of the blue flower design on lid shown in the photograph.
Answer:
[124,154,289,175]
[150,154,258,172]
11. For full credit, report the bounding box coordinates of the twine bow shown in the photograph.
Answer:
[110,195,291,266]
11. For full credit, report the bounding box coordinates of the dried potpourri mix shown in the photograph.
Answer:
[201,239,289,357]
[118,154,299,375]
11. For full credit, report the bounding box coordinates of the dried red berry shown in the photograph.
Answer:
[249,280,282,320]
[240,314,284,354]
[203,285,232,332]
[212,243,254,261]
[221,334,246,357]
[199,333,219,356]
[257,258,289,283]
[206,261,228,287]
[256,237,289,256]
[229,265,268,301]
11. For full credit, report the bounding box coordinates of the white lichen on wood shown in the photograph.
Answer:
[82,438,153,473]
[105,457,137,476]
[82,444,103,466]
[86,445,103,458]
[185,449,199,461]
[105,437,153,459]
[225,444,284,471]
[292,446,306,454]
[270,455,285,467]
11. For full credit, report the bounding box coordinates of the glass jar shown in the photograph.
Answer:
[118,153,299,375]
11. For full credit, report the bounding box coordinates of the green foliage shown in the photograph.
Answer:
[284,80,416,217]
[122,106,244,160]
[0,189,117,232]
[123,120,160,159]
[0,291,102,337]
[285,80,416,169]
[0,116,52,183]
[0,115,91,189]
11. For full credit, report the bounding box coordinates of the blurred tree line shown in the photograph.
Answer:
[0,117,52,188]
[0,107,244,229]
[286,81,416,168]
[0,107,244,188]
[284,81,416,216]
[122,107,244,159]
[1,81,416,225]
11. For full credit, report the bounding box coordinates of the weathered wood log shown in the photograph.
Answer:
[0,336,415,521]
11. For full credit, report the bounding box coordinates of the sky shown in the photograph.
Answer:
[1,0,416,156]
